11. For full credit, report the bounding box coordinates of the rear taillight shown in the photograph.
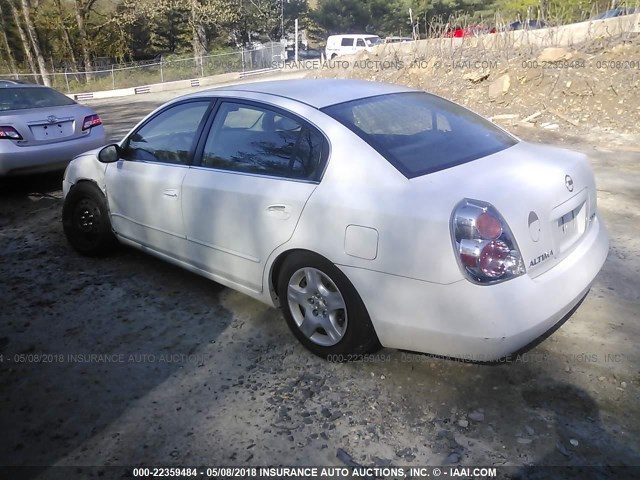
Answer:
[82,114,102,131]
[451,199,525,284]
[0,126,22,140]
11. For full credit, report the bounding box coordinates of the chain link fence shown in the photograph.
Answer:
[0,42,287,94]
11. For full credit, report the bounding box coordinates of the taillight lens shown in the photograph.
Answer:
[0,126,22,140]
[82,114,102,131]
[451,199,525,284]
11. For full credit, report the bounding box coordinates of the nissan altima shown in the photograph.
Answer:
[61,79,608,360]
[0,82,106,176]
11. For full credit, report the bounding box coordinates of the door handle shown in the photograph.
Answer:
[163,189,178,198]
[266,204,291,219]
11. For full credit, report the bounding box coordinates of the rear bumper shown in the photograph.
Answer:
[0,126,106,176]
[339,215,609,361]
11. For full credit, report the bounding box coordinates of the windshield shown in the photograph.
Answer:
[364,36,381,46]
[323,92,517,178]
[0,87,76,112]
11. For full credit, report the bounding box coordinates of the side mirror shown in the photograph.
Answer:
[97,144,120,164]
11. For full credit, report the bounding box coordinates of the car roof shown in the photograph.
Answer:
[204,79,418,109]
[328,34,380,39]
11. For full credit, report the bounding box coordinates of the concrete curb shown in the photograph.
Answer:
[65,71,257,101]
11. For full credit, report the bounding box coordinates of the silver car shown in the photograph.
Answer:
[0,82,107,176]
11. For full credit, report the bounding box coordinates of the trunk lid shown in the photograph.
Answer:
[7,104,96,147]
[414,141,598,278]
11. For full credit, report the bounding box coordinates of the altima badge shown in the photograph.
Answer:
[530,250,554,268]
[565,174,574,192]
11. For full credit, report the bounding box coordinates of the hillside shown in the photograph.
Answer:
[313,31,640,144]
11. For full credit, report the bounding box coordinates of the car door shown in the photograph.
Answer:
[181,100,328,292]
[104,100,212,258]
[340,37,355,56]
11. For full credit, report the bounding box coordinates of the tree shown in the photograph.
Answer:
[54,0,79,71]
[0,2,18,74]
[19,0,50,85]
[74,0,99,80]
[311,0,371,35]
[7,0,37,77]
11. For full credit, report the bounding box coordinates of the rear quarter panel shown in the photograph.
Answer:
[269,116,465,287]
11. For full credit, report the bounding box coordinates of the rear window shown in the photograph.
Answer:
[0,87,76,112]
[322,92,517,178]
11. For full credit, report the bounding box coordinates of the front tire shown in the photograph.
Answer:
[278,252,380,359]
[62,182,116,256]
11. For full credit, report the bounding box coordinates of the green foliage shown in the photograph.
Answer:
[0,0,628,78]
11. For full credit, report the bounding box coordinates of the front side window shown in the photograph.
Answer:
[323,92,517,178]
[356,39,366,47]
[124,101,210,165]
[200,102,324,180]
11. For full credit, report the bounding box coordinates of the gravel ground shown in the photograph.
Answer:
[0,86,639,479]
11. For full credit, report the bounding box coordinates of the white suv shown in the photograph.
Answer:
[325,34,381,59]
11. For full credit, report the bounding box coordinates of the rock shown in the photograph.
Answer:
[328,411,342,422]
[396,447,412,458]
[464,71,490,83]
[372,456,392,466]
[468,411,485,422]
[444,452,460,464]
[491,114,520,121]
[537,47,572,62]
[517,438,532,444]
[488,74,510,99]
[621,382,627,388]
[556,442,570,457]
[321,408,332,418]
[336,448,358,467]
[570,439,579,447]
[458,419,469,428]
[525,425,535,436]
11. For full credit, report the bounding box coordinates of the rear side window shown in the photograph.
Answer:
[0,87,76,111]
[323,92,517,178]
[200,102,325,181]
[341,38,353,47]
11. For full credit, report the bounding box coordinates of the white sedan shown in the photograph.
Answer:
[62,79,608,361]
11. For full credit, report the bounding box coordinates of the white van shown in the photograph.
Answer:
[325,34,382,59]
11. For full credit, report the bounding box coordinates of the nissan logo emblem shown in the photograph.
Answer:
[565,175,574,192]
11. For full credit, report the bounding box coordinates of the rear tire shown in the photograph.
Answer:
[62,182,117,256]
[278,252,380,359]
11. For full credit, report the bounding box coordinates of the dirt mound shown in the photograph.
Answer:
[313,34,640,142]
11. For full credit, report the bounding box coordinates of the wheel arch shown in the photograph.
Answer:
[268,248,336,307]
